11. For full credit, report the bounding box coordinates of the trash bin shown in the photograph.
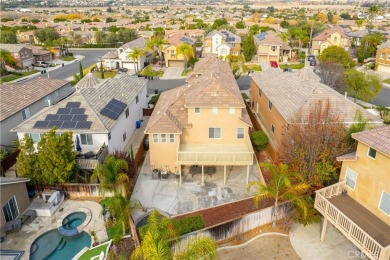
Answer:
[62,63,64,67]
[154,89,158,94]
[152,169,160,180]
[136,120,141,129]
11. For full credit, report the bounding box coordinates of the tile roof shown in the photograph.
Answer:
[378,41,390,50]
[253,30,283,46]
[205,30,242,43]
[145,56,246,134]
[0,44,26,53]
[312,26,350,46]
[75,73,101,90]
[352,126,390,157]
[0,77,69,121]
[166,34,196,47]
[251,69,382,124]
[336,152,358,161]
[102,50,118,59]
[119,37,146,50]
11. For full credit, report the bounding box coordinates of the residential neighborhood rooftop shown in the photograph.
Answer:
[351,126,390,157]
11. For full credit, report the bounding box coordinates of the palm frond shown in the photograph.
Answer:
[173,235,217,260]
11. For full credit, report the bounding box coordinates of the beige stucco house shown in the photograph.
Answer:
[253,30,292,62]
[311,26,350,56]
[314,126,390,260]
[203,30,241,58]
[144,56,254,185]
[163,34,196,68]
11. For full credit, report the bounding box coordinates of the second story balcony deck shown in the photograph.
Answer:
[76,144,108,170]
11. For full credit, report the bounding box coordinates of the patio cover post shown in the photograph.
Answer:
[320,218,328,241]
[179,164,182,185]
[223,165,227,186]
[246,165,250,185]
[201,165,204,186]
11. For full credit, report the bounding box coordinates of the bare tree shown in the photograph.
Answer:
[315,62,346,93]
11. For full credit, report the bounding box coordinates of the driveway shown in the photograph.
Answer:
[160,67,184,79]
[290,222,364,260]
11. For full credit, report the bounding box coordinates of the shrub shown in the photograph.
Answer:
[174,215,204,236]
[241,93,249,100]
[250,131,269,151]
[149,94,160,106]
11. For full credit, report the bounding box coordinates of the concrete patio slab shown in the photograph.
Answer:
[160,67,184,79]
[289,221,364,260]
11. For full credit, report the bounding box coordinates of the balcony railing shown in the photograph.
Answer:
[315,181,390,260]
[76,144,108,170]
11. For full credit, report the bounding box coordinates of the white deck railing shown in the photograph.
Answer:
[315,181,390,260]
[76,145,109,170]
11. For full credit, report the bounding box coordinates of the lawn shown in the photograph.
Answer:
[96,70,117,79]
[99,198,123,239]
[246,65,262,71]
[61,55,76,62]
[78,242,110,260]
[181,69,192,76]
[279,63,305,70]
[0,70,39,84]
[383,78,390,84]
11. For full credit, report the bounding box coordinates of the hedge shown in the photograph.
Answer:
[250,131,269,152]
[174,215,204,236]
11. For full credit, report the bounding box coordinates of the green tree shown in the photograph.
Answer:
[34,27,60,44]
[37,128,77,184]
[131,210,217,260]
[0,49,17,74]
[0,30,17,43]
[225,54,246,79]
[211,18,227,29]
[235,21,245,29]
[340,13,351,20]
[79,62,84,78]
[176,42,195,70]
[327,12,334,23]
[100,60,104,79]
[95,31,107,45]
[344,69,383,102]
[129,47,146,73]
[346,111,367,146]
[117,28,138,43]
[91,155,129,195]
[355,19,364,29]
[248,163,309,228]
[106,17,117,23]
[145,36,168,64]
[242,34,256,62]
[249,25,261,35]
[318,45,355,68]
[357,32,385,60]
[153,27,165,37]
[15,134,40,184]
[280,20,289,28]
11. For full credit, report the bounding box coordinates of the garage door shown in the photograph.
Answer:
[377,64,390,73]
[269,56,278,62]
[168,60,184,68]
[258,55,268,62]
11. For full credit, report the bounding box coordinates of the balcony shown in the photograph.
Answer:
[76,144,108,170]
[177,142,254,166]
[314,181,390,260]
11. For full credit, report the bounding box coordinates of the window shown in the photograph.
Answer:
[379,191,390,216]
[30,133,41,144]
[345,167,357,190]
[333,36,338,42]
[171,50,174,54]
[271,124,275,133]
[170,134,174,143]
[2,196,19,222]
[108,132,111,140]
[221,48,227,55]
[231,43,236,47]
[125,108,129,118]
[216,38,219,45]
[317,41,321,45]
[212,107,218,114]
[55,91,59,96]
[45,95,52,106]
[153,134,158,143]
[161,134,166,143]
[387,54,390,61]
[136,95,139,104]
[21,108,30,120]
[80,134,93,145]
[195,107,200,114]
[271,46,277,51]
[258,89,262,97]
[368,147,377,159]
[171,54,175,58]
[380,53,385,59]
[209,128,221,139]
[123,132,127,142]
[268,101,273,110]
[229,108,235,114]
[237,128,244,139]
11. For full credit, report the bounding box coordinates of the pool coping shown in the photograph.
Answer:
[57,208,92,235]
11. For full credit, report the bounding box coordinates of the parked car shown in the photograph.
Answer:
[270,61,278,68]
[283,68,293,72]
[310,59,317,66]
[32,61,48,68]
[307,55,316,61]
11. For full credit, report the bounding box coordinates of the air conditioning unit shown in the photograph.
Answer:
[161,170,168,180]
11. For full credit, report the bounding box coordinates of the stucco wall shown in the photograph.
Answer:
[0,182,30,227]
[339,143,390,223]
[149,133,179,173]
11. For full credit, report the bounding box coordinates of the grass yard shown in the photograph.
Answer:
[96,70,117,79]
[383,78,390,84]
[78,243,110,260]
[279,63,305,70]
[181,69,192,76]
[246,64,262,71]
[61,55,76,62]
[0,70,39,84]
[107,224,123,239]
[83,64,97,75]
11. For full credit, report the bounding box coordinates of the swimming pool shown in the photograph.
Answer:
[62,212,87,230]
[29,229,91,260]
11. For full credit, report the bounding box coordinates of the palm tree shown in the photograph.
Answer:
[91,155,129,195]
[129,47,146,73]
[131,210,217,260]
[0,50,17,76]
[176,43,195,70]
[247,162,309,228]
[145,36,168,66]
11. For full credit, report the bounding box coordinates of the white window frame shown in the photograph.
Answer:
[268,101,273,111]
[136,95,139,104]
[195,107,200,114]
[380,53,385,59]
[169,134,174,143]
[258,89,262,97]
[212,107,218,114]
[229,108,235,114]
[209,127,221,139]
[125,108,129,118]
[237,128,244,139]
[161,134,166,143]
[367,147,377,159]
[45,95,52,106]
[123,132,127,142]
[2,196,19,222]
[378,190,390,216]
[387,54,390,61]
[29,133,41,144]
[153,134,158,143]
[80,134,93,145]
[345,167,358,190]
[22,107,30,120]
[55,90,59,96]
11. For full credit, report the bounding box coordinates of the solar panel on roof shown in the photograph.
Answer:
[34,121,50,128]
[59,114,73,121]
[66,102,81,108]
[62,121,77,129]
[45,114,60,121]
[70,108,85,115]
[57,108,72,114]
[48,120,64,128]
[75,121,92,129]
[72,114,87,121]
[100,98,127,120]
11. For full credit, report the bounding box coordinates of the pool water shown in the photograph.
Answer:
[62,212,86,230]
[136,214,151,229]
[30,229,91,260]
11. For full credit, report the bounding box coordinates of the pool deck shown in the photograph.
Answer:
[0,200,108,260]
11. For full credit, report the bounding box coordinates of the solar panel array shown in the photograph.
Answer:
[180,36,193,45]
[100,98,127,120]
[33,102,92,129]
[226,37,236,42]
[221,31,229,37]
[255,32,268,41]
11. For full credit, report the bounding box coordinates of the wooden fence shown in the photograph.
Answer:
[33,183,113,197]
[143,108,154,116]
[0,149,20,175]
